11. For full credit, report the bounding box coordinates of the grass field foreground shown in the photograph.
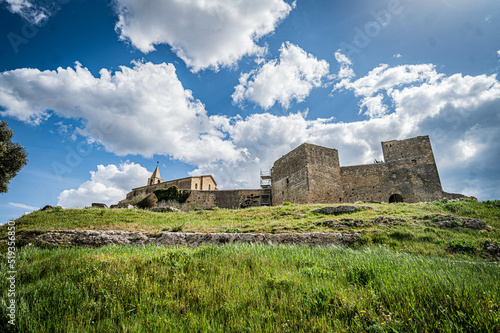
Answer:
[1,244,499,332]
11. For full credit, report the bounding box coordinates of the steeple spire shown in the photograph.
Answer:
[147,164,162,186]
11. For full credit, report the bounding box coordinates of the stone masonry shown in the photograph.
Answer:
[271,136,463,205]
[123,135,463,209]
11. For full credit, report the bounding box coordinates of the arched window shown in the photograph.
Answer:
[208,184,211,190]
[195,183,198,190]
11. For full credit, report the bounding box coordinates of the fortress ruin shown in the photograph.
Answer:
[124,136,464,209]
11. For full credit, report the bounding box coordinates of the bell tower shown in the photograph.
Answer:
[147,162,162,186]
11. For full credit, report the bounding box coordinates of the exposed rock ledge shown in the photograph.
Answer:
[35,230,361,248]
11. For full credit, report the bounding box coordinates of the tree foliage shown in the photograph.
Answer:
[0,121,28,193]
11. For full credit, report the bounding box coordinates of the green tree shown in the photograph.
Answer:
[0,121,28,193]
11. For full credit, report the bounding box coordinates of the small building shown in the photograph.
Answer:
[126,166,218,199]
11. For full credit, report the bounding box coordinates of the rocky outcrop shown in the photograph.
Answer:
[91,203,108,209]
[317,216,406,229]
[151,207,179,212]
[41,205,55,211]
[484,242,499,256]
[136,193,158,209]
[34,230,361,248]
[312,206,375,215]
[429,215,487,230]
[110,204,135,209]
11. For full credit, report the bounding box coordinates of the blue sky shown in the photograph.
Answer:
[0,0,499,223]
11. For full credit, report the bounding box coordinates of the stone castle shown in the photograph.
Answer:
[124,136,463,209]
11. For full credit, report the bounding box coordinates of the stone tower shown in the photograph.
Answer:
[147,165,162,186]
[271,143,342,205]
[380,135,443,202]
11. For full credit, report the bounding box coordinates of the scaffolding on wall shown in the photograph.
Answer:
[259,170,272,206]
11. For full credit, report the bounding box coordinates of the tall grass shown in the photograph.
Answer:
[1,244,498,332]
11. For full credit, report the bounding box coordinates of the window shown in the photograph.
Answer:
[195,183,198,190]
[208,184,211,190]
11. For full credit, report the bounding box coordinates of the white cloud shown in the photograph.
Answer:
[334,50,355,80]
[198,58,500,200]
[393,53,402,58]
[2,58,499,202]
[232,42,330,109]
[334,63,442,101]
[8,202,38,210]
[57,162,151,208]
[113,0,294,72]
[1,0,51,25]
[497,50,500,57]
[0,61,246,165]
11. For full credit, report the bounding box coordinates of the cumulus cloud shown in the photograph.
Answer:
[232,42,330,109]
[113,0,294,71]
[57,162,151,208]
[0,61,246,165]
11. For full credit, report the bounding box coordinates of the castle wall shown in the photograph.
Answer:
[340,163,388,202]
[270,136,446,205]
[271,144,310,205]
[126,179,192,199]
[184,190,261,209]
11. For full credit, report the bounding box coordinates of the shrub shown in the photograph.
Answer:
[283,201,291,206]
[154,186,190,204]
[446,239,478,253]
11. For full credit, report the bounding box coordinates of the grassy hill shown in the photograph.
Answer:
[1,199,499,332]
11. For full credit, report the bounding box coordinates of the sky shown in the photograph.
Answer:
[0,0,499,223]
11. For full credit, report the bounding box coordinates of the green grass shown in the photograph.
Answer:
[1,244,498,332]
[2,199,499,260]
